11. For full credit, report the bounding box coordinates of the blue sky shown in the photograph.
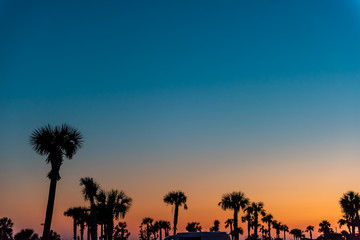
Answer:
[1,1,360,238]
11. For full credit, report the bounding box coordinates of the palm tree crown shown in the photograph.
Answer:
[218,192,249,240]
[30,124,83,180]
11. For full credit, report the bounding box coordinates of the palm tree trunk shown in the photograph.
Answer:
[73,218,77,240]
[230,225,233,240]
[90,202,97,240]
[234,209,239,240]
[159,228,163,240]
[100,224,103,240]
[174,205,179,235]
[247,221,250,239]
[80,222,84,240]
[268,222,271,239]
[283,231,285,240]
[254,213,258,239]
[309,231,312,240]
[42,178,57,240]
[87,225,90,240]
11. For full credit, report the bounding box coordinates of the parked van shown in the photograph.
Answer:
[164,232,230,240]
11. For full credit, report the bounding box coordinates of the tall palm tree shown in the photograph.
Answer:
[218,192,249,240]
[280,224,289,240]
[318,220,331,239]
[80,177,100,240]
[163,191,188,235]
[30,124,82,240]
[225,219,234,240]
[339,191,360,236]
[250,202,266,239]
[64,207,82,240]
[0,217,14,240]
[305,226,314,240]
[261,214,273,239]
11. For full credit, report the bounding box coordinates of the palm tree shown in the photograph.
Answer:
[30,124,83,240]
[280,225,289,240]
[261,214,273,239]
[242,206,253,239]
[210,220,220,232]
[250,202,266,239]
[163,191,188,235]
[104,190,132,240]
[289,229,301,240]
[14,229,39,240]
[80,177,100,240]
[0,217,14,240]
[339,191,360,236]
[218,192,249,240]
[96,190,107,240]
[318,220,331,239]
[64,207,82,240]
[272,221,281,239]
[225,219,234,240]
[305,226,314,240]
[185,222,202,232]
[141,218,154,240]
[160,221,171,238]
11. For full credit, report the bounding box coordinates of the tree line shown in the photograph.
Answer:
[2,124,356,240]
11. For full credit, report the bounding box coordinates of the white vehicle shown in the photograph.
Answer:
[164,232,230,240]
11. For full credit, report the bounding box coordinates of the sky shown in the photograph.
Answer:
[1,0,360,239]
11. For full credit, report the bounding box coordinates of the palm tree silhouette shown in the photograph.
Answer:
[80,177,100,240]
[210,220,220,232]
[339,191,360,236]
[218,192,249,240]
[272,220,281,239]
[318,220,331,239]
[141,218,154,240]
[156,221,170,240]
[185,222,202,232]
[163,191,188,235]
[30,124,82,240]
[102,189,132,240]
[249,202,265,239]
[242,206,253,239]
[225,219,234,240]
[280,224,289,240]
[305,226,314,240]
[0,217,14,240]
[64,207,82,240]
[261,214,273,239]
[14,229,39,240]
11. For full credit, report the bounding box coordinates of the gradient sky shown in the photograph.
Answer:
[1,1,360,239]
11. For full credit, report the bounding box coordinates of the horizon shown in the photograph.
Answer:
[1,1,360,240]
